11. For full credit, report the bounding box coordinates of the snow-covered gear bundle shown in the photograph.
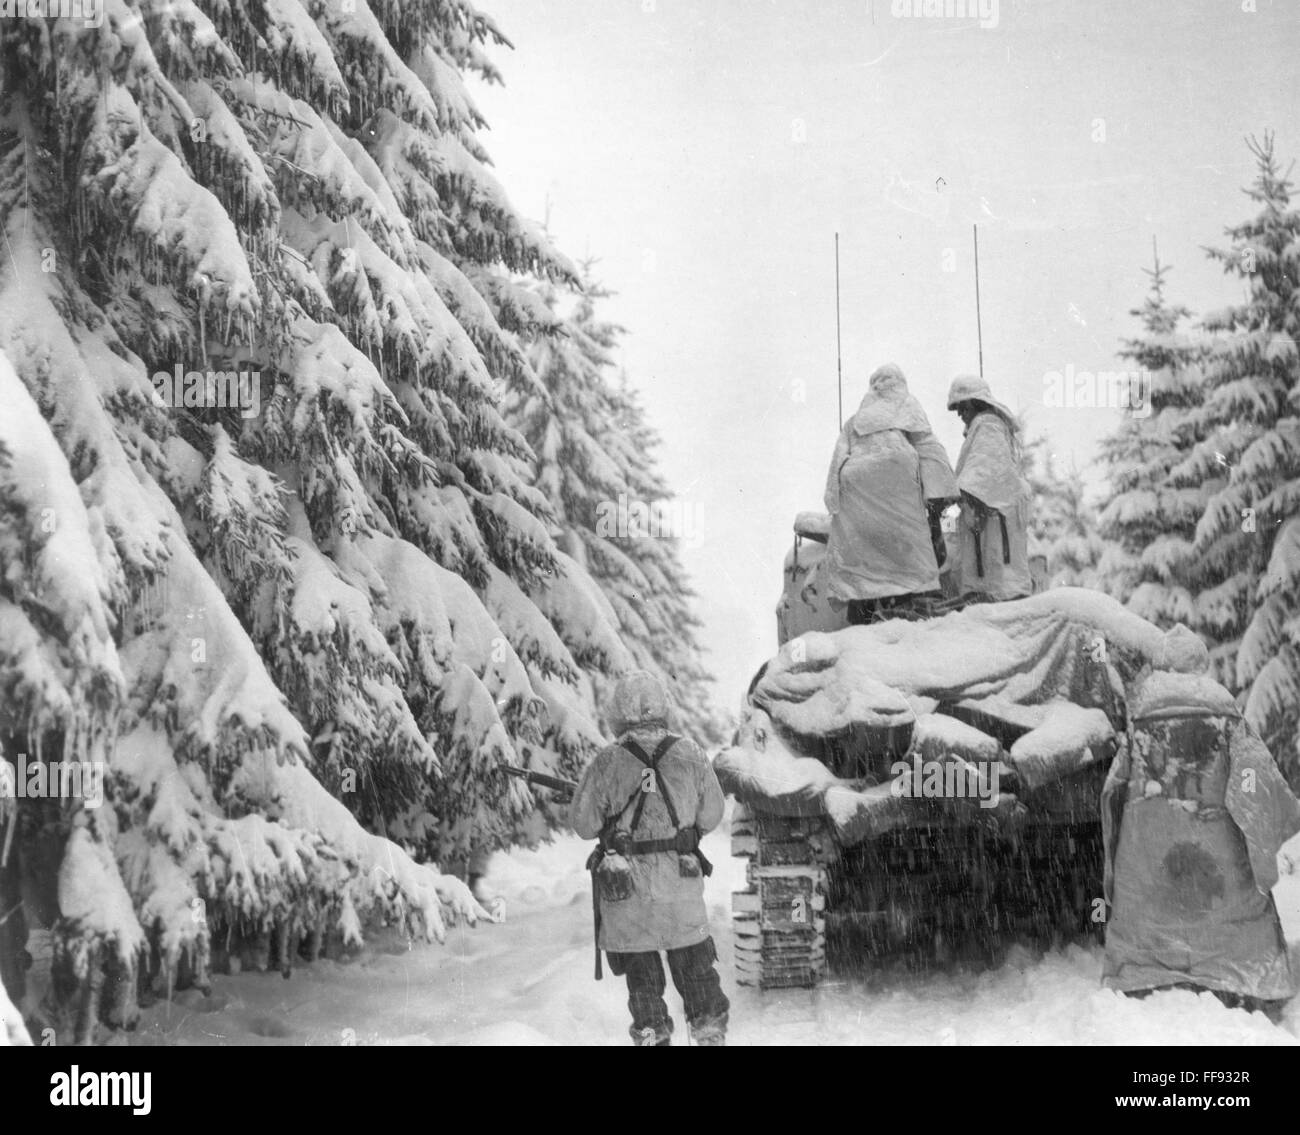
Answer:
[949,379,1032,600]
[1102,651,1300,1004]
[823,364,957,603]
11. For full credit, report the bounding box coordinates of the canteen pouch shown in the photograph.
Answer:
[674,826,704,878]
[596,851,634,902]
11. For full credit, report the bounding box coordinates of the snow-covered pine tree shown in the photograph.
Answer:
[1095,249,1212,633]
[512,271,722,744]
[1180,134,1300,787]
[0,0,637,1037]
[1022,437,1103,589]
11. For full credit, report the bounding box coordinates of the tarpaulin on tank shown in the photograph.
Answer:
[716,705,1018,845]
[718,589,1187,829]
[822,366,956,602]
[750,589,1166,743]
[1101,691,1300,1001]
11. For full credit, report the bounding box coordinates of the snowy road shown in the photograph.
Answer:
[122,814,1300,1046]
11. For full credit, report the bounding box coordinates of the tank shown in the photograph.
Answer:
[718,512,1162,990]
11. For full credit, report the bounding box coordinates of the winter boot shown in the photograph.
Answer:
[632,1025,671,1046]
[689,1013,727,1046]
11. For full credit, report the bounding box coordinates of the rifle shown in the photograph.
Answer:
[502,765,577,801]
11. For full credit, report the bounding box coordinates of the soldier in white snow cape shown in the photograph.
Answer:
[1102,628,1300,1011]
[947,374,1033,601]
[570,671,728,1046]
[822,363,957,622]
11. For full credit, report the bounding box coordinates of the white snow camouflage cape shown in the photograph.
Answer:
[570,728,725,952]
[953,409,1032,600]
[823,366,956,602]
[1101,670,1300,1001]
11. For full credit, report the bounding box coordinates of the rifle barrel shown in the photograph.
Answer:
[502,765,576,795]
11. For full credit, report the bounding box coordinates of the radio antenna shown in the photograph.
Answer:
[973,224,984,377]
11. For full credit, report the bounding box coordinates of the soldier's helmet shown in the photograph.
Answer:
[610,670,672,735]
[946,374,1017,423]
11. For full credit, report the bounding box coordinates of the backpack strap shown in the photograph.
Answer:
[621,736,682,833]
[594,735,680,847]
[618,736,711,874]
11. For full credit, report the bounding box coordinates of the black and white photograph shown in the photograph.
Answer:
[1,0,1300,1079]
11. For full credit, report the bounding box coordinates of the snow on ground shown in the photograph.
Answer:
[115,812,1300,1046]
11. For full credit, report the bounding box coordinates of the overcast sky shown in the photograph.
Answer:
[473,0,1300,715]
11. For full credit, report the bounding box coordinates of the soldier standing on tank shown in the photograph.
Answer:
[570,670,730,1046]
[947,374,1033,601]
[823,363,958,623]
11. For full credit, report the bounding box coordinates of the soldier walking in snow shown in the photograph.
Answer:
[822,363,958,623]
[570,671,730,1046]
[947,375,1033,601]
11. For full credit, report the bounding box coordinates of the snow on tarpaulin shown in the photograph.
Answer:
[719,590,1196,832]
[1009,704,1115,793]
[751,632,915,736]
[717,704,916,844]
[718,705,1024,844]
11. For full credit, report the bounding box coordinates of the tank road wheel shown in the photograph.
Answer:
[731,808,830,989]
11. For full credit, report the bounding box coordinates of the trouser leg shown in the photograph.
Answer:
[667,938,729,1043]
[610,950,671,1044]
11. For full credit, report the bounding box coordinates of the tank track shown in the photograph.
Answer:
[733,806,1104,987]
[730,805,831,989]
